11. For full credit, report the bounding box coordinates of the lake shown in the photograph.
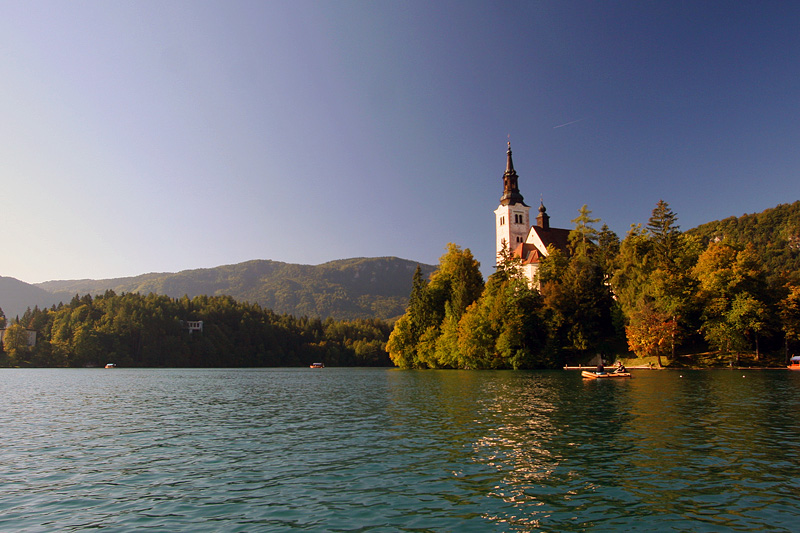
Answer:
[1,367,798,531]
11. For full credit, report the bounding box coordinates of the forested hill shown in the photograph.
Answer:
[687,200,800,284]
[0,277,63,321]
[33,257,436,321]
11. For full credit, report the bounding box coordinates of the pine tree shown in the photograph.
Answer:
[569,204,600,255]
[647,199,681,270]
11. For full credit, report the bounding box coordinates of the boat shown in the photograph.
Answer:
[105,363,116,369]
[789,356,800,370]
[565,364,653,370]
[309,362,324,369]
[582,370,631,379]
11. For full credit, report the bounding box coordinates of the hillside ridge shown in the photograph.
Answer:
[19,256,436,321]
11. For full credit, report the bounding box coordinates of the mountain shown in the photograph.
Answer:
[32,257,436,321]
[0,276,64,321]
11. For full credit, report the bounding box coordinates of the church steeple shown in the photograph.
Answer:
[494,141,532,266]
[500,141,527,206]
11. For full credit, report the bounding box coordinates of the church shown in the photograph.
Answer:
[494,142,571,286]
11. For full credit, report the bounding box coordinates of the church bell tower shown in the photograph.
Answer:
[494,142,530,264]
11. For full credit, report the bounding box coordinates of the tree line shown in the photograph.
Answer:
[3,200,798,369]
[387,201,800,369]
[0,292,391,368]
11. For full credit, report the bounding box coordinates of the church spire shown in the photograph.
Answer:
[500,141,526,206]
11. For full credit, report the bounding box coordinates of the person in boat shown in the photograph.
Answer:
[596,361,605,374]
[614,361,627,373]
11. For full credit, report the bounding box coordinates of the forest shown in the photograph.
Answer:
[0,293,391,368]
[2,200,799,369]
[387,201,800,369]
[31,257,434,321]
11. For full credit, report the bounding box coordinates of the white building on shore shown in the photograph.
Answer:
[494,142,570,286]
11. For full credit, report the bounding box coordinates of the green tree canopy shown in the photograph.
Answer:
[387,243,484,369]
[2,322,31,366]
[569,204,600,256]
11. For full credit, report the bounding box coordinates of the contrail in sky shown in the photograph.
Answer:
[553,117,587,129]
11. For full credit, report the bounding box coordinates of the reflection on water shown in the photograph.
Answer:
[1,368,799,531]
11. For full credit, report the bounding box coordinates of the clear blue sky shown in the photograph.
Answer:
[2,1,798,283]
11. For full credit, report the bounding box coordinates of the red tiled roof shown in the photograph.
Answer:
[511,226,571,264]
[533,226,571,252]
[513,243,542,264]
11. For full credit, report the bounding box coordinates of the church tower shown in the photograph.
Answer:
[494,142,531,264]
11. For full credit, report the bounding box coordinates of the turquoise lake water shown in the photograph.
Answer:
[1,367,798,532]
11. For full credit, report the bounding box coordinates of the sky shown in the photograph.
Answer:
[1,1,799,284]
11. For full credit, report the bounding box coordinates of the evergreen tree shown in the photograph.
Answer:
[569,204,600,255]
[611,203,700,364]
[407,265,435,340]
[647,199,681,269]
[598,223,620,277]
[541,209,615,359]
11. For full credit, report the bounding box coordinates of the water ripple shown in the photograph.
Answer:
[1,368,799,531]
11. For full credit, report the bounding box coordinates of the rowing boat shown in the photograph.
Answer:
[581,370,631,379]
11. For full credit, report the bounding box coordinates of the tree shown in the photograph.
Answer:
[729,293,769,359]
[427,243,484,320]
[611,203,699,364]
[693,241,771,361]
[559,255,614,352]
[456,300,495,369]
[386,316,415,369]
[647,199,681,269]
[569,204,600,256]
[541,208,615,359]
[2,322,32,366]
[610,224,654,315]
[457,253,548,369]
[407,265,436,340]
[597,224,620,277]
[779,285,800,361]
[536,244,569,286]
[433,303,461,368]
[386,244,484,368]
[625,302,677,368]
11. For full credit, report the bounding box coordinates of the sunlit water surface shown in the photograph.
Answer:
[1,368,798,531]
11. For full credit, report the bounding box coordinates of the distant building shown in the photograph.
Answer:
[494,142,571,287]
[0,328,37,347]
[181,320,203,333]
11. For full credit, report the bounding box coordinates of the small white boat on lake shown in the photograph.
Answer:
[582,370,631,379]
